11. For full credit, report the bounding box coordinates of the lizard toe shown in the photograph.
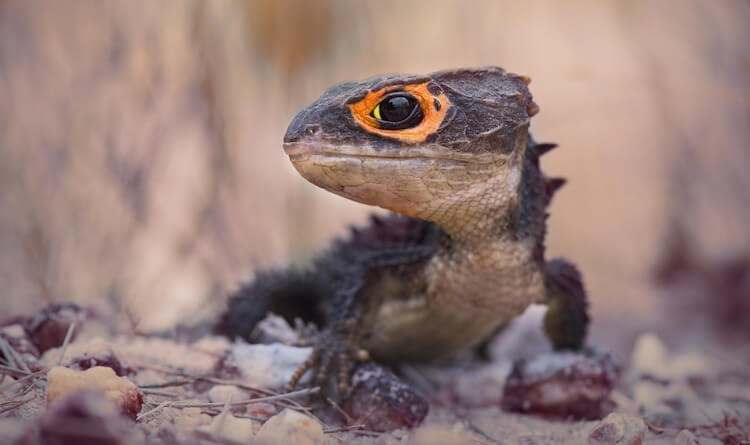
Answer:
[285,328,364,399]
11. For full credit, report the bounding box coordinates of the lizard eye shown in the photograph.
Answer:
[371,93,424,130]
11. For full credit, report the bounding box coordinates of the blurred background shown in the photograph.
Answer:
[1,0,748,356]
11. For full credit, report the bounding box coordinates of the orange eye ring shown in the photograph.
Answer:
[347,81,450,144]
[369,93,424,130]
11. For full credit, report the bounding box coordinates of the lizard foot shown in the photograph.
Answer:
[286,318,369,398]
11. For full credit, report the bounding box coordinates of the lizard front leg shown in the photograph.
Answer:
[286,238,438,398]
[285,271,370,396]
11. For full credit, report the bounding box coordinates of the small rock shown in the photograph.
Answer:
[628,334,711,383]
[23,303,92,354]
[502,349,620,420]
[255,408,324,445]
[214,341,311,388]
[18,389,136,445]
[46,366,144,419]
[628,334,668,379]
[207,385,247,405]
[588,413,646,445]
[251,313,301,345]
[198,408,255,443]
[1,324,27,338]
[674,430,699,445]
[343,362,429,432]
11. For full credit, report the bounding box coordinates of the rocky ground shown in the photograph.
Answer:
[1,303,748,444]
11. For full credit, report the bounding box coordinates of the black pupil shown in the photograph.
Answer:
[380,96,414,122]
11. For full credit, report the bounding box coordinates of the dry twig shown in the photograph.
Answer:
[138,378,191,389]
[137,387,319,421]
[0,338,18,371]
[326,396,353,424]
[141,389,179,398]
[323,424,367,434]
[0,395,34,415]
[56,322,76,366]
[0,337,31,374]
[0,370,45,394]
[170,387,319,409]
[127,359,314,413]
[0,364,30,378]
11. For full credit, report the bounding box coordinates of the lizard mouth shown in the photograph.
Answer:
[283,142,497,164]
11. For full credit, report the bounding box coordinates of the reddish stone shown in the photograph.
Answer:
[18,389,133,445]
[23,303,92,353]
[342,363,428,432]
[502,349,620,420]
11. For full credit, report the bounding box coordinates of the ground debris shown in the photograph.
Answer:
[501,348,620,420]
[69,351,135,377]
[22,303,93,354]
[588,412,646,445]
[46,366,144,420]
[255,408,325,445]
[196,401,255,443]
[214,341,312,389]
[3,305,749,444]
[17,389,140,445]
[342,362,429,432]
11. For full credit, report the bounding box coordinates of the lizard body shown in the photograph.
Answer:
[218,67,588,393]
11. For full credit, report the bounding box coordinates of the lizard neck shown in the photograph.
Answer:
[428,171,520,244]
[427,130,545,244]
[422,152,548,316]
[429,141,547,255]
[411,132,539,245]
[420,163,524,245]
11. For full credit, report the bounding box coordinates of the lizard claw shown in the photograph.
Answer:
[285,319,367,398]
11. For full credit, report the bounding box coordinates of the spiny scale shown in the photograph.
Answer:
[534,142,559,156]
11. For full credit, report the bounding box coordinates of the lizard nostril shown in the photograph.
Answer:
[305,124,321,136]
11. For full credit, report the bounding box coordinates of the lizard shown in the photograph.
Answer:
[217,66,588,397]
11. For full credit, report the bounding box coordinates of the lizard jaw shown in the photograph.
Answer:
[284,141,518,236]
[283,142,502,164]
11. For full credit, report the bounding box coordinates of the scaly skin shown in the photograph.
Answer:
[217,67,588,396]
